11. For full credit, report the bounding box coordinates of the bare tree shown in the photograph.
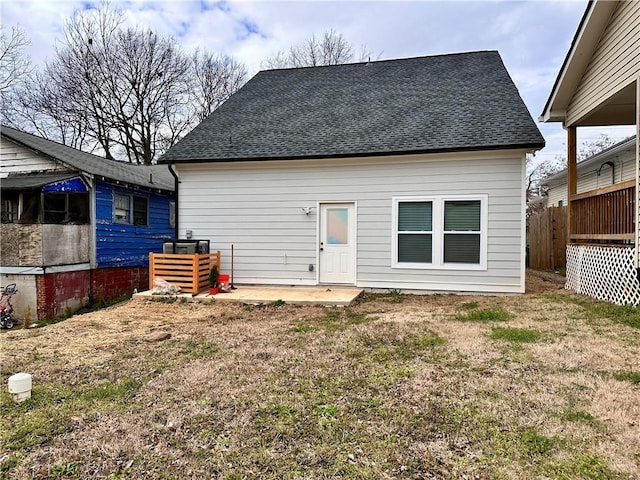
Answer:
[576,134,616,161]
[14,6,195,164]
[109,27,192,164]
[0,25,33,122]
[17,69,94,151]
[263,29,371,69]
[16,7,125,157]
[191,49,247,122]
[526,133,619,207]
[10,5,248,163]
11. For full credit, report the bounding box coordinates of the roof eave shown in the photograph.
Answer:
[2,129,174,192]
[539,109,567,124]
[159,142,545,165]
[540,0,617,124]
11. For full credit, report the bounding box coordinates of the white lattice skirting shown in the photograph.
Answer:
[566,244,640,306]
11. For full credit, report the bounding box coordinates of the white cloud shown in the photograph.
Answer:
[2,0,627,163]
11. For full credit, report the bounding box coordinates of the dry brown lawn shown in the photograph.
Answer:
[1,271,639,479]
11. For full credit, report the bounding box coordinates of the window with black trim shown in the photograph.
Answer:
[393,195,487,269]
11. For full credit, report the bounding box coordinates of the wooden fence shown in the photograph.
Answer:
[149,252,221,294]
[528,206,567,270]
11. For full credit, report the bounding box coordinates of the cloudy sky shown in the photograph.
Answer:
[1,0,635,162]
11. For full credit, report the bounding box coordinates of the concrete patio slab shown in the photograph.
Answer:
[195,286,363,306]
[133,286,363,306]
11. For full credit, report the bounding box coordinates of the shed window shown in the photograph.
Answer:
[169,201,176,228]
[133,197,148,226]
[114,194,130,222]
[115,193,148,226]
[393,195,487,270]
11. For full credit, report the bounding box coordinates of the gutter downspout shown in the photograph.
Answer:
[168,163,179,239]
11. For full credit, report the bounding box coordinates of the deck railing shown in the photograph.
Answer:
[570,179,635,243]
[149,252,221,294]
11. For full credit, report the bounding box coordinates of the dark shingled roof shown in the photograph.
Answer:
[160,50,544,164]
[1,125,174,191]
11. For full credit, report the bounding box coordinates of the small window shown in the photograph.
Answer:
[169,201,176,228]
[133,197,148,226]
[114,194,130,222]
[1,193,19,224]
[43,193,67,223]
[114,193,148,226]
[19,192,40,223]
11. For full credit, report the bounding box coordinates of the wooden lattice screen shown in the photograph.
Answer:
[566,244,640,306]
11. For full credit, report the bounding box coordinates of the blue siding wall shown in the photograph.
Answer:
[95,181,174,268]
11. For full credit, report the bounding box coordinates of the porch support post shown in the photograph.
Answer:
[635,78,640,272]
[567,125,577,244]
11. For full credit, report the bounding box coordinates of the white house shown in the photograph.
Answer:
[543,135,636,207]
[160,51,544,294]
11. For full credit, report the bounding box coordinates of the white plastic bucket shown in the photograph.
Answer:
[8,372,32,403]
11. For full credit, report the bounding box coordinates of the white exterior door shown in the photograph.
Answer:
[319,203,356,284]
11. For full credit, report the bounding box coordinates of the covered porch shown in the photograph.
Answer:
[540,0,639,304]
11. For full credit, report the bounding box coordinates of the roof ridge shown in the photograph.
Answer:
[260,49,500,73]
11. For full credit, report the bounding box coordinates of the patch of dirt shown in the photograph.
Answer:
[525,268,566,294]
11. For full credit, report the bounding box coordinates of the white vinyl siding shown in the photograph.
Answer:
[566,1,640,126]
[545,147,636,207]
[176,150,526,293]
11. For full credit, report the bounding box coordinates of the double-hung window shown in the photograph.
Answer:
[397,200,433,263]
[114,193,148,226]
[393,195,487,269]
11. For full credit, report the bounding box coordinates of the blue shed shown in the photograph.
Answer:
[1,125,175,321]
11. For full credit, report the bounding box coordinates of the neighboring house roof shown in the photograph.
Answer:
[1,125,174,191]
[160,50,544,164]
[1,173,79,190]
[541,135,636,187]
